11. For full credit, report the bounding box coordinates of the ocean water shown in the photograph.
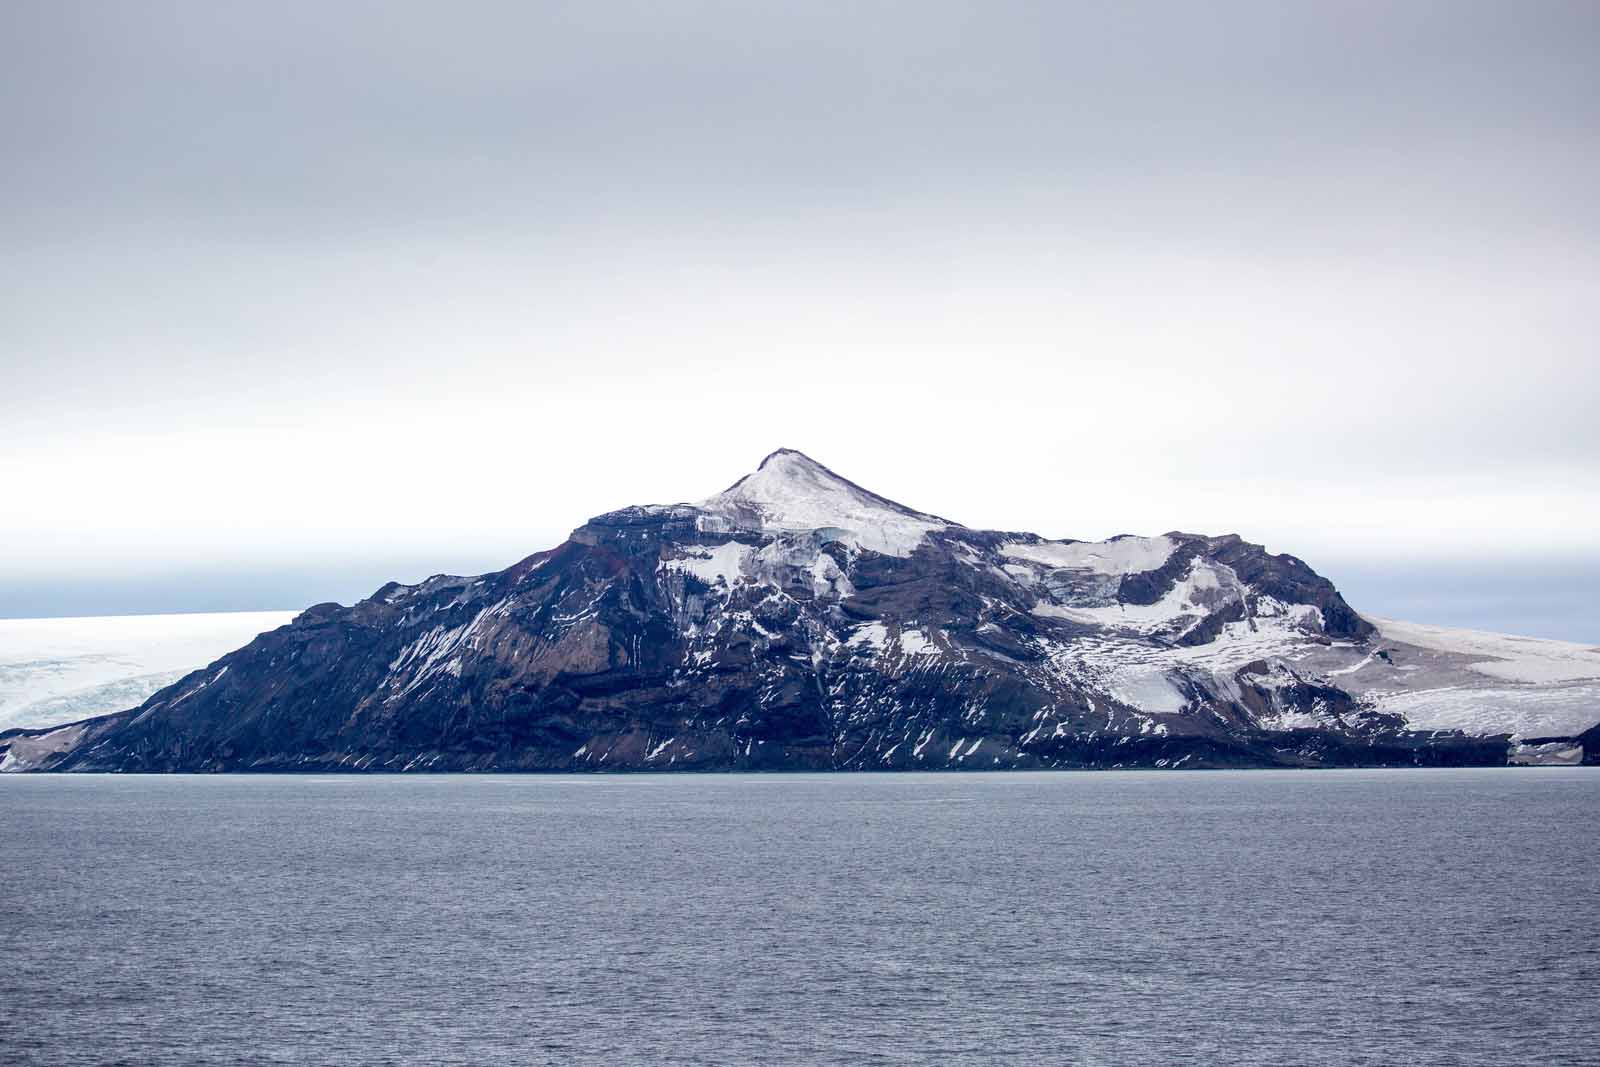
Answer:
[1,770,1595,1066]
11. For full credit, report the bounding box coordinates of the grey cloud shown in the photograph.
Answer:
[5,2,1595,242]
[3,1,1597,637]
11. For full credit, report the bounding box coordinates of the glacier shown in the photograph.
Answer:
[0,611,297,732]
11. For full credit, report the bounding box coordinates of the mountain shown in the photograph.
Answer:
[4,449,1597,772]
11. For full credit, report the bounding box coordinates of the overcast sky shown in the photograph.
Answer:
[3,1,1597,640]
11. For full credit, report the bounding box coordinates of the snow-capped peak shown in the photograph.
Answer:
[698,449,952,556]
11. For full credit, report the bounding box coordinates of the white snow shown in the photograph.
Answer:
[805,553,855,599]
[0,722,87,772]
[699,449,947,557]
[387,622,471,699]
[1103,668,1189,714]
[1002,535,1176,576]
[1369,617,1600,685]
[661,542,752,587]
[0,611,296,732]
[1302,617,1600,738]
[898,629,938,657]
[1255,710,1327,731]
[1022,601,1600,737]
[1031,558,1238,634]
[1000,564,1038,586]
[1508,741,1584,766]
[847,622,889,651]
[1323,650,1379,677]
[1370,683,1600,740]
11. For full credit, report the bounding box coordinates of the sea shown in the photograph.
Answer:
[2,769,1595,1066]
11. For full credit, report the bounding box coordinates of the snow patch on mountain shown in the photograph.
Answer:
[898,629,939,657]
[0,722,87,772]
[1003,535,1177,576]
[662,541,754,587]
[1032,559,1241,634]
[700,449,948,557]
[848,621,889,651]
[1103,668,1189,714]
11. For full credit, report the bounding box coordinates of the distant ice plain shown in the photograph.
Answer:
[0,611,296,732]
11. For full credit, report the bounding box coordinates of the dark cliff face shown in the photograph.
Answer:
[14,450,1517,772]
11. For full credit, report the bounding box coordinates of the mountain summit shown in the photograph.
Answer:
[698,448,952,556]
[5,450,1597,772]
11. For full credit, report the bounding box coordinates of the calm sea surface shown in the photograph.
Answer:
[1,770,1595,1066]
